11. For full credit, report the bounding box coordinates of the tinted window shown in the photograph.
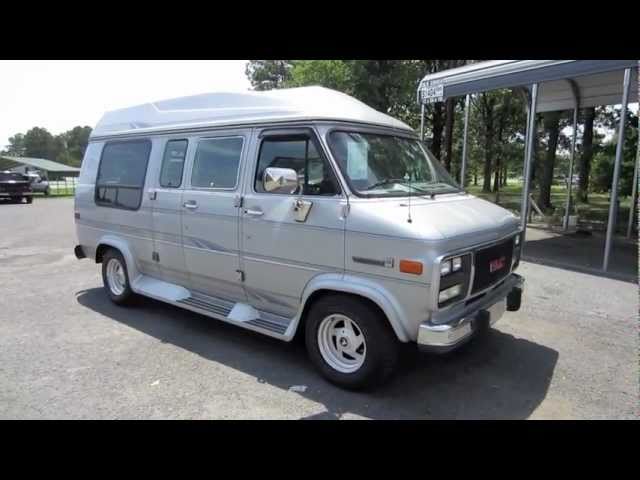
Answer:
[255,137,339,196]
[159,139,187,188]
[191,137,243,189]
[95,140,151,210]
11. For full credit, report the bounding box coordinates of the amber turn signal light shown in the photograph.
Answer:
[399,259,423,275]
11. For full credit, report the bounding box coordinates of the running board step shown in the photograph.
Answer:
[246,317,288,335]
[177,295,233,318]
[132,276,293,339]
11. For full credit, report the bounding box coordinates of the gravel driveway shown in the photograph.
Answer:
[0,198,636,419]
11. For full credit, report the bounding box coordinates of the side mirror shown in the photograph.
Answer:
[263,167,299,194]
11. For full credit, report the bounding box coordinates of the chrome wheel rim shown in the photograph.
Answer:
[106,258,126,296]
[317,314,366,373]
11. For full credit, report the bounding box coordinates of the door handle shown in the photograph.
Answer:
[293,198,313,222]
[244,208,264,217]
[183,200,198,210]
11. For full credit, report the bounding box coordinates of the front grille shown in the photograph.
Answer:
[472,238,514,294]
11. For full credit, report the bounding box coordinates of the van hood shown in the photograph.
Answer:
[348,194,520,246]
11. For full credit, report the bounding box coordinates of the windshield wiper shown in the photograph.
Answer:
[366,178,430,194]
[421,183,463,197]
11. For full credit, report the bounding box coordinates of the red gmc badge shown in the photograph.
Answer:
[489,256,506,273]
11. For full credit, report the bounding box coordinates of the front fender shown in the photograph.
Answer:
[286,273,411,342]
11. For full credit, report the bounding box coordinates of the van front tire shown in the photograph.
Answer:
[305,295,400,390]
[101,249,134,305]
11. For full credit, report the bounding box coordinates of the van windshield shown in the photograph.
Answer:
[327,131,461,198]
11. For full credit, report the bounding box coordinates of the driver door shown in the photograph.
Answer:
[240,127,346,318]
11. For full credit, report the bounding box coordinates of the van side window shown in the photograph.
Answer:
[95,139,151,210]
[159,139,187,188]
[255,136,339,196]
[191,137,243,189]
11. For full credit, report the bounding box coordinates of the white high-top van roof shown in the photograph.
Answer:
[91,86,414,139]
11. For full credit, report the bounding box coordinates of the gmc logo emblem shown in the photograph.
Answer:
[489,256,506,273]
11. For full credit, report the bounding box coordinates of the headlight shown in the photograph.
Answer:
[438,284,462,303]
[440,259,452,276]
[441,256,463,276]
[452,256,463,272]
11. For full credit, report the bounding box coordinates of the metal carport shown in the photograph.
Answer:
[417,60,639,272]
[0,155,80,180]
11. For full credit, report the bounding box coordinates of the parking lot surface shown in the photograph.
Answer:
[0,198,636,419]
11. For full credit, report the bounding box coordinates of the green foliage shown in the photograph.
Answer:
[286,60,352,92]
[588,110,638,197]
[245,60,293,91]
[3,125,92,167]
[247,60,431,129]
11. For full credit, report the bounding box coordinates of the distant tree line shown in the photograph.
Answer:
[246,60,638,211]
[2,126,92,168]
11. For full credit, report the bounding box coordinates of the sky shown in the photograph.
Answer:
[0,60,636,153]
[0,60,251,149]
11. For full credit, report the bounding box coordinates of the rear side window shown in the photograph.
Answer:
[95,139,151,210]
[159,139,188,188]
[191,137,243,189]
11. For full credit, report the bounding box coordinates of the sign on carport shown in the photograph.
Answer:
[420,81,444,104]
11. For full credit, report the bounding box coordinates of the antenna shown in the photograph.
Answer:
[404,172,412,223]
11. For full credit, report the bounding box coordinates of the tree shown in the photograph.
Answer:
[60,126,92,166]
[287,60,352,92]
[477,93,497,192]
[6,133,25,156]
[442,60,468,172]
[245,60,292,91]
[577,107,596,202]
[4,125,92,167]
[538,111,562,210]
[22,127,63,160]
[493,93,513,201]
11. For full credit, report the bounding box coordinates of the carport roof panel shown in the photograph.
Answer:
[418,60,638,112]
[0,156,81,173]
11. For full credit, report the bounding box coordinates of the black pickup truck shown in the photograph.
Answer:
[0,171,33,204]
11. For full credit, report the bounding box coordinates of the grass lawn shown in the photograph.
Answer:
[466,180,635,232]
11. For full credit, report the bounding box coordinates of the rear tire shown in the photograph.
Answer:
[26,196,33,204]
[305,294,400,390]
[101,249,134,305]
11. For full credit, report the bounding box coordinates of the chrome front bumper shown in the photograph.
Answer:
[417,273,524,353]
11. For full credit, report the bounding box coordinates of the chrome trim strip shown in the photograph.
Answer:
[352,256,388,267]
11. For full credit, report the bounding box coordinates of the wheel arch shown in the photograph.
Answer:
[94,235,141,288]
[287,273,411,343]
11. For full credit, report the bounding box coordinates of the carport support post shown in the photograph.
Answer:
[420,103,425,142]
[460,94,471,187]
[520,83,539,240]
[603,67,632,271]
[563,106,579,230]
[627,137,639,238]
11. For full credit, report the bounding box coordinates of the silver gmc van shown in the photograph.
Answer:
[74,86,524,389]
